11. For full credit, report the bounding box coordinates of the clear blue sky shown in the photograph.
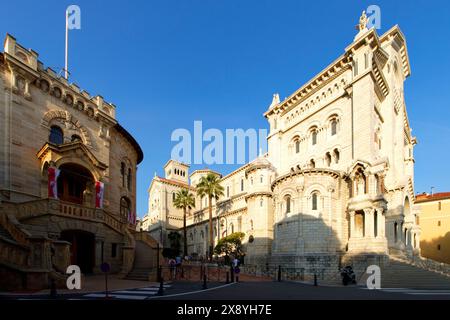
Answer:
[2,0,450,216]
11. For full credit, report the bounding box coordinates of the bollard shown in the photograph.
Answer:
[157,276,164,296]
[278,265,281,282]
[314,273,318,287]
[226,271,230,284]
[157,265,162,283]
[202,273,207,290]
[230,266,235,283]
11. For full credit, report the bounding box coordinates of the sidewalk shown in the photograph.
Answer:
[0,275,160,296]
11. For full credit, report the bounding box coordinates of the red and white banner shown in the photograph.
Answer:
[128,210,136,225]
[48,167,60,198]
[95,181,104,208]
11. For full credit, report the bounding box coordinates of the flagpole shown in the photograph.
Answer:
[65,8,69,79]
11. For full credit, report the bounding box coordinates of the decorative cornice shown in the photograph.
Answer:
[271,168,341,191]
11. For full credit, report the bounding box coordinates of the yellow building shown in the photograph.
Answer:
[416,192,450,264]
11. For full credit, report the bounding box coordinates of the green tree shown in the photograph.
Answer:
[196,172,224,260]
[166,231,181,257]
[173,189,196,257]
[214,232,245,260]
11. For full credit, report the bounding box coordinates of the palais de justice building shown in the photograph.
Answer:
[0,34,158,290]
[143,21,421,279]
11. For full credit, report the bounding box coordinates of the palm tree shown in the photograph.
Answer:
[196,173,224,260]
[173,189,196,258]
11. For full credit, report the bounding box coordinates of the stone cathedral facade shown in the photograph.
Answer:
[143,21,420,279]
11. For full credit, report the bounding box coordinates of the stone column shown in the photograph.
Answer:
[376,208,385,238]
[349,211,355,239]
[364,208,374,238]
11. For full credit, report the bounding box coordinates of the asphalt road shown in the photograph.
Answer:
[2,281,450,300]
[154,281,450,300]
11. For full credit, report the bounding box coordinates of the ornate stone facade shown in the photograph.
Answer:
[144,22,420,280]
[0,34,149,290]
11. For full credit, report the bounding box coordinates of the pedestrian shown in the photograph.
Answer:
[169,257,176,280]
[175,255,182,279]
[232,257,239,268]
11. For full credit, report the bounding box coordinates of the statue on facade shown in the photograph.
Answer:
[357,11,368,31]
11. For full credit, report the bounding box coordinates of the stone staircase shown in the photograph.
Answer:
[379,258,450,289]
[0,224,15,242]
[125,240,157,281]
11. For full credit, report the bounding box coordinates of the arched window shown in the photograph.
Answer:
[241,179,244,192]
[227,186,230,198]
[230,223,234,234]
[285,196,291,214]
[310,159,316,169]
[295,139,300,153]
[260,175,263,183]
[333,149,340,164]
[331,119,338,136]
[49,126,64,145]
[260,197,264,207]
[312,192,318,211]
[120,197,131,220]
[311,130,318,145]
[121,162,126,187]
[250,220,254,230]
[394,222,398,242]
[172,192,176,202]
[325,152,332,167]
[127,168,132,191]
[71,134,82,142]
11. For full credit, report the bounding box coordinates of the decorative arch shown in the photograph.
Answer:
[42,109,92,147]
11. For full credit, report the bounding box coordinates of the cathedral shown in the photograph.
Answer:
[143,20,420,280]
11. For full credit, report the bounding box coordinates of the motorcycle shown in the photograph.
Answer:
[340,266,356,286]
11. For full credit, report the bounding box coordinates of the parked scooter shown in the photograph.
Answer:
[340,266,356,286]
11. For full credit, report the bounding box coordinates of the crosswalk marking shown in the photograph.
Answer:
[79,285,168,300]
[361,287,450,296]
[114,290,157,295]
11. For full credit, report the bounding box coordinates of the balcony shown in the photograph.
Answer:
[12,198,126,234]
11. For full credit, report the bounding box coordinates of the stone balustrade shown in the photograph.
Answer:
[10,198,125,235]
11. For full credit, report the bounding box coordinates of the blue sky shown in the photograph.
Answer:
[2,0,450,216]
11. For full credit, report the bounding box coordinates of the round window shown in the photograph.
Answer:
[248,235,254,243]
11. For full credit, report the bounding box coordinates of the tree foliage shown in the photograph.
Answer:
[214,232,245,258]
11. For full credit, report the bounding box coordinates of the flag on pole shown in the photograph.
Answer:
[95,181,104,208]
[65,5,81,79]
[48,167,60,198]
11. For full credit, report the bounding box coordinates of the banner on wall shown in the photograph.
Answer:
[95,181,104,208]
[48,167,60,198]
[128,210,136,225]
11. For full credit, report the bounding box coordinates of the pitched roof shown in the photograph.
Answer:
[415,192,450,203]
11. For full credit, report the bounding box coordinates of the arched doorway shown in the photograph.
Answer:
[57,163,95,205]
[60,230,95,273]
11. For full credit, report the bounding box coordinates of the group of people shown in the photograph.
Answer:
[166,255,242,280]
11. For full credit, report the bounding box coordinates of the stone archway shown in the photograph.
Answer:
[60,230,95,273]
[57,163,95,206]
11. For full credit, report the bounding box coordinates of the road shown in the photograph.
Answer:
[2,281,450,300]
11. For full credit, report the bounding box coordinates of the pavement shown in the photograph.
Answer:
[0,274,160,296]
[2,278,450,300]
